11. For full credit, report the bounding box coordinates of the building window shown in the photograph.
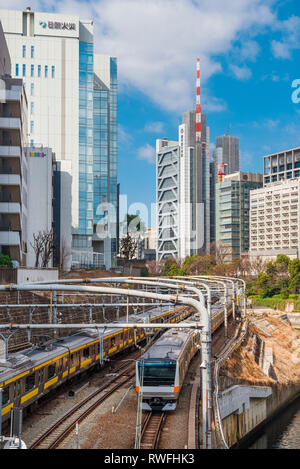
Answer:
[30,139,34,146]
[45,65,48,78]
[22,64,26,77]
[30,83,34,96]
[31,46,34,58]
[31,64,34,77]
[15,64,19,76]
[51,65,55,78]
[30,102,34,115]
[38,65,41,77]
[30,121,34,133]
[22,45,26,58]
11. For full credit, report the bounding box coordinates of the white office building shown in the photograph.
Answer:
[250,178,300,261]
[156,113,210,261]
[0,8,118,269]
[156,138,180,260]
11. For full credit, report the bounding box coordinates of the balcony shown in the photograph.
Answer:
[0,117,21,131]
[0,89,21,102]
[0,230,20,246]
[0,202,21,215]
[0,146,21,158]
[0,173,21,185]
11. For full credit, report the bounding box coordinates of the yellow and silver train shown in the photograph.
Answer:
[0,305,190,423]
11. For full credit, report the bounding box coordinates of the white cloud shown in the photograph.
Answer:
[144,121,165,133]
[232,40,261,62]
[202,94,227,112]
[264,119,279,129]
[271,16,300,59]
[1,0,279,111]
[251,119,280,130]
[137,144,156,164]
[118,124,132,144]
[229,64,252,80]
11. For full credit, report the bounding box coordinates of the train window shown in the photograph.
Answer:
[2,387,9,406]
[83,347,90,359]
[111,337,115,347]
[140,362,176,386]
[13,382,21,398]
[48,364,56,379]
[25,373,35,392]
[70,353,74,366]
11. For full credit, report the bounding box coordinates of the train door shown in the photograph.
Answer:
[37,368,44,392]
[13,380,21,406]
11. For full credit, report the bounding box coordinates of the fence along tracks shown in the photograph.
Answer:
[213,319,248,449]
[29,360,136,449]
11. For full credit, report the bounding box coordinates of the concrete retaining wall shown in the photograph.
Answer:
[219,364,300,447]
[0,268,59,284]
[216,321,300,448]
[16,268,58,284]
[287,313,300,329]
[223,396,268,447]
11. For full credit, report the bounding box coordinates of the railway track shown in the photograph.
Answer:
[28,360,137,449]
[140,412,166,449]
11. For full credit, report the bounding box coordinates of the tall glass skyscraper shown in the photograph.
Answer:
[0,8,118,269]
[93,55,117,267]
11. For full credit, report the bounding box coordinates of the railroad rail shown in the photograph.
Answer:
[28,359,137,449]
[140,412,166,449]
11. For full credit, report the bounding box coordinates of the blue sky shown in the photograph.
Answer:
[116,1,300,224]
[2,0,300,225]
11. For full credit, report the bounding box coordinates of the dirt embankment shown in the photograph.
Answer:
[221,312,300,387]
[60,269,123,280]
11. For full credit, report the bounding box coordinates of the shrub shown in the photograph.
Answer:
[0,254,13,268]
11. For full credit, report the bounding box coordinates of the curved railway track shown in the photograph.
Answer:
[140,412,166,449]
[28,360,137,449]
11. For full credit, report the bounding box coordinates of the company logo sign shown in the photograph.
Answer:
[39,20,76,31]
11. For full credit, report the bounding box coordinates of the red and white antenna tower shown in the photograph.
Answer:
[196,57,225,182]
[196,57,201,143]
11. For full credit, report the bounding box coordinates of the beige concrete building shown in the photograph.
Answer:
[250,178,300,261]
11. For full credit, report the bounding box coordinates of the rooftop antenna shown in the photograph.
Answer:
[196,57,201,143]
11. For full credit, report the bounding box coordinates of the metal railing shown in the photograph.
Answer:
[71,250,105,269]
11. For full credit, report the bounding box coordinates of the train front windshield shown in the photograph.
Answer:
[138,360,176,386]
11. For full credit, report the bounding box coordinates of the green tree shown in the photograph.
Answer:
[275,254,290,273]
[265,261,277,278]
[163,258,175,275]
[185,255,215,275]
[140,267,149,277]
[288,259,300,278]
[288,273,300,294]
[0,254,13,268]
[167,264,187,277]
